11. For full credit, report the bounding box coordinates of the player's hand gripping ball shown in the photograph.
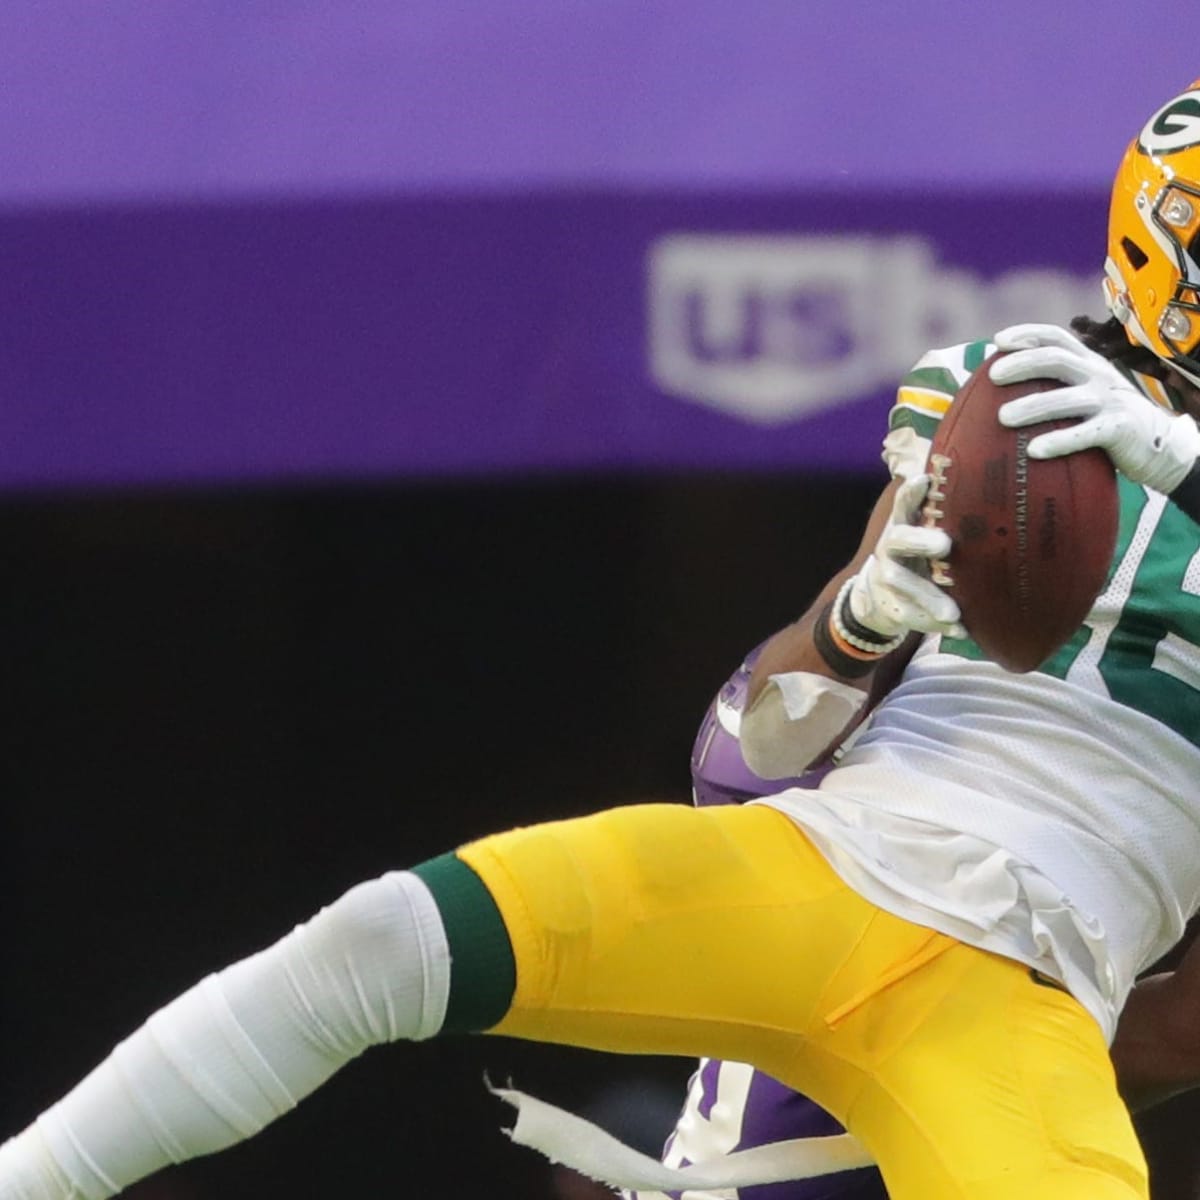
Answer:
[920,352,1118,673]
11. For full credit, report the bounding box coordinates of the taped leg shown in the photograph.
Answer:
[0,871,454,1199]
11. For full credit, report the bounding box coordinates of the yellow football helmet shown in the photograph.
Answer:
[1106,80,1200,385]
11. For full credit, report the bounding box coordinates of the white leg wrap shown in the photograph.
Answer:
[0,871,450,1200]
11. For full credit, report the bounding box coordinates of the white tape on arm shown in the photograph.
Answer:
[739,673,867,780]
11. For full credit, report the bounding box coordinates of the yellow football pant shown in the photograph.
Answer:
[457,802,1146,1200]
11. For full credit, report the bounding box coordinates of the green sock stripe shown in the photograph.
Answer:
[411,852,517,1034]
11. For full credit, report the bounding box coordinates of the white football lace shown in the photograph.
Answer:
[921,453,954,587]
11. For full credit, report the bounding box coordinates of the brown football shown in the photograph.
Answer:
[921,351,1118,673]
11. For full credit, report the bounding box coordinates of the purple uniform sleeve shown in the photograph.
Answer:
[662,654,885,1200]
[690,645,827,807]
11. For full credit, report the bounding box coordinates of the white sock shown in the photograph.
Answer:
[0,870,450,1200]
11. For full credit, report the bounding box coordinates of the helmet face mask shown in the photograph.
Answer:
[1107,81,1200,386]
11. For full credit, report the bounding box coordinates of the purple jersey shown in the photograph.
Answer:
[649,652,885,1200]
[627,1059,883,1200]
[690,646,831,807]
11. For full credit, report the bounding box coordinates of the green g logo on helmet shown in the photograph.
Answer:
[1139,87,1200,156]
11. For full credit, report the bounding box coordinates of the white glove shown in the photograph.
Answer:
[991,323,1200,494]
[848,474,966,640]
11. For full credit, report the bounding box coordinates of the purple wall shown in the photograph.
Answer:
[1,1,1193,203]
[0,191,1102,489]
[0,5,1175,488]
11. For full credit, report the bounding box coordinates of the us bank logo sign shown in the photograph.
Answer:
[647,235,1099,425]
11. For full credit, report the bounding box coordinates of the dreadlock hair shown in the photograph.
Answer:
[1070,313,1167,380]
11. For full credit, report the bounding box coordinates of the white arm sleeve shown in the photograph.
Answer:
[0,870,450,1200]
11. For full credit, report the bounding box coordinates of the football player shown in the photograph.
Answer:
[625,82,1200,1200]
[6,80,1200,1200]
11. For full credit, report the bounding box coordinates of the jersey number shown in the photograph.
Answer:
[1045,484,1200,747]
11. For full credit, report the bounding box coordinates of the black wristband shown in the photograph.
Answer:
[813,602,881,679]
[837,589,899,647]
[1170,457,1200,525]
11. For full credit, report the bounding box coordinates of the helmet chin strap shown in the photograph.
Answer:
[1103,258,1134,326]
[1165,357,1200,391]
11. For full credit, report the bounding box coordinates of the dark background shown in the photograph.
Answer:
[4,472,1198,1198]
